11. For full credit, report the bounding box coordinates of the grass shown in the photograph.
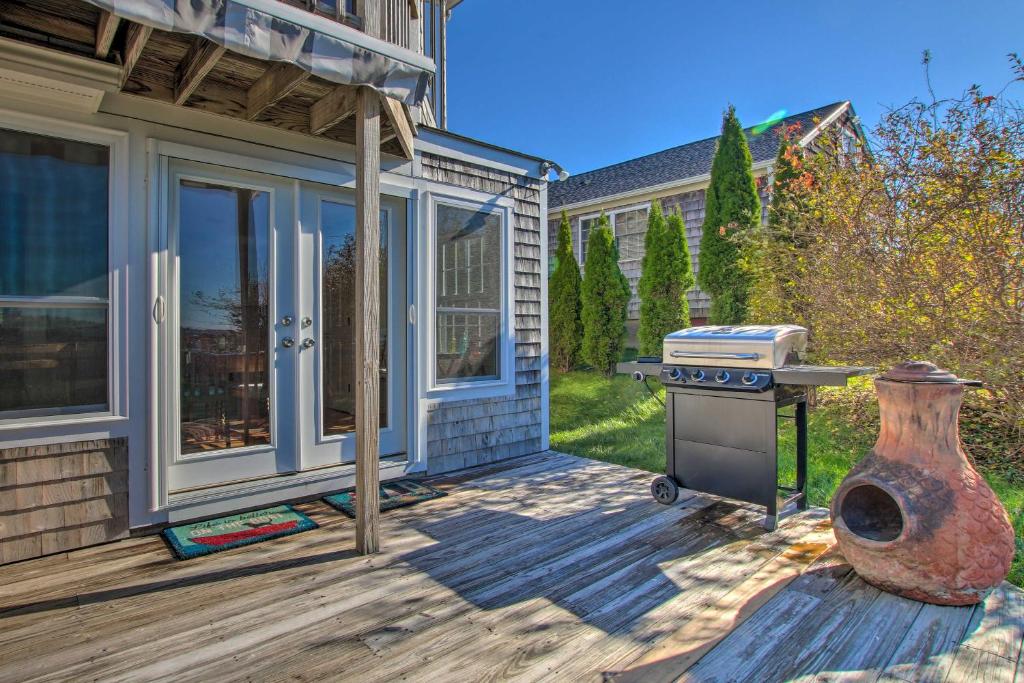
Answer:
[549,369,1024,587]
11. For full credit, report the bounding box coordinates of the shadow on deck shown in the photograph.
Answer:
[0,450,1020,682]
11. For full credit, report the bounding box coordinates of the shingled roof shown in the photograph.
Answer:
[548,102,849,209]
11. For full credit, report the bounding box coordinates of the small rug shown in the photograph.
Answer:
[163,505,319,560]
[324,480,447,518]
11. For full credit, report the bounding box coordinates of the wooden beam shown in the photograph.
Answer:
[120,22,153,89]
[379,95,415,160]
[354,85,382,556]
[173,39,226,105]
[309,86,358,135]
[95,11,120,59]
[246,63,310,120]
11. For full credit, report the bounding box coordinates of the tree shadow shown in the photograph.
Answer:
[397,498,766,635]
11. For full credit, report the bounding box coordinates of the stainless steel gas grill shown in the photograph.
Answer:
[618,325,872,529]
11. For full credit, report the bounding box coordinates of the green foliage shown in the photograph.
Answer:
[698,105,761,324]
[548,211,583,372]
[744,126,812,325]
[580,214,630,375]
[637,202,694,355]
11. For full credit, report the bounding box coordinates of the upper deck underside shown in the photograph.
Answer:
[0,451,1020,682]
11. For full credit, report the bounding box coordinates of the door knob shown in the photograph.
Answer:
[282,337,295,348]
[302,338,316,349]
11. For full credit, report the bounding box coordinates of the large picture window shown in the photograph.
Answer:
[0,128,109,416]
[434,202,503,383]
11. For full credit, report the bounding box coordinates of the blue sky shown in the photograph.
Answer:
[446,0,1024,174]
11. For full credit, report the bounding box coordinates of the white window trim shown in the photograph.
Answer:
[0,109,129,432]
[574,202,651,266]
[421,188,515,401]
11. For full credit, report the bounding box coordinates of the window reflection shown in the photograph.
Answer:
[0,128,110,415]
[435,203,502,382]
[321,201,388,436]
[179,181,270,454]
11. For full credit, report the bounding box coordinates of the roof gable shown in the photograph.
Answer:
[549,102,850,209]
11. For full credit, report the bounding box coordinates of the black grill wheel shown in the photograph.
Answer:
[651,476,679,505]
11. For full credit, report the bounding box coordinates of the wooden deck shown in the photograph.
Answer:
[0,451,1021,682]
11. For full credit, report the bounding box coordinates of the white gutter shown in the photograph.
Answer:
[798,101,850,148]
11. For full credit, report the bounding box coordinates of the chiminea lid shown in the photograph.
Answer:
[881,361,982,387]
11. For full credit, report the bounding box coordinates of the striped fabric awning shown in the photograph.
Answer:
[83,0,433,105]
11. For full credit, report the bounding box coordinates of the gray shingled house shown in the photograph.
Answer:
[547,101,863,330]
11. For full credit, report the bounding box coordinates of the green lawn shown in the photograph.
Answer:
[549,369,1024,587]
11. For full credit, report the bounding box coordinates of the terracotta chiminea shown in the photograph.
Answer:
[830,361,1015,606]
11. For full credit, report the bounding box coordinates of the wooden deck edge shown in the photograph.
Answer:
[608,520,837,683]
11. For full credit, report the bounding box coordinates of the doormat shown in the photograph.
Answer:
[323,480,447,518]
[163,505,319,560]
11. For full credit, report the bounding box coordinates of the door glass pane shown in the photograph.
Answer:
[0,128,109,298]
[435,203,502,382]
[178,180,271,454]
[0,307,107,412]
[320,201,388,436]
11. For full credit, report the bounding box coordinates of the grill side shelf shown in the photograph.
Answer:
[773,365,875,387]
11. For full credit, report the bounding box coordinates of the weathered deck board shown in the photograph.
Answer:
[0,451,1020,683]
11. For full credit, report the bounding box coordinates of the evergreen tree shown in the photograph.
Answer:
[548,211,583,372]
[767,126,806,242]
[637,202,694,355]
[580,214,630,375]
[698,105,762,324]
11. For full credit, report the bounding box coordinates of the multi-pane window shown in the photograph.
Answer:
[579,216,600,264]
[614,207,648,262]
[0,128,110,416]
[435,203,503,382]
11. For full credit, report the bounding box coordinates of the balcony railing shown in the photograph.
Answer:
[279,0,414,51]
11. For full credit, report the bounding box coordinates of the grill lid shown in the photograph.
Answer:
[662,325,808,369]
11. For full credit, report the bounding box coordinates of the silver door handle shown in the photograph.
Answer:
[302,338,316,349]
[282,337,295,348]
[669,351,760,360]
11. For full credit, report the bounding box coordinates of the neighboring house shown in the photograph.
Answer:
[548,101,863,326]
[0,0,551,562]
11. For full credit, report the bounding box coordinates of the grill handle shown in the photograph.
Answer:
[668,351,761,361]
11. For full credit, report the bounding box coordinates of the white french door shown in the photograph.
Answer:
[160,159,406,493]
[297,184,407,468]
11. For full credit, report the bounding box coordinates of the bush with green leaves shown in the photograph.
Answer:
[698,105,761,324]
[581,214,630,375]
[548,211,583,372]
[637,202,694,355]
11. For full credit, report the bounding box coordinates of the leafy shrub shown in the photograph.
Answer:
[748,58,1024,462]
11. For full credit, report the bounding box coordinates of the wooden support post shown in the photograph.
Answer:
[354,83,381,555]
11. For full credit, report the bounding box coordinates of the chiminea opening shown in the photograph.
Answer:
[840,484,904,542]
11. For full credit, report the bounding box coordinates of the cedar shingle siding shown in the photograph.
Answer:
[421,153,545,474]
[547,184,770,320]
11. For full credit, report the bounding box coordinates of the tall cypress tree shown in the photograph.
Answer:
[548,211,583,372]
[581,214,630,375]
[698,106,761,324]
[637,202,694,355]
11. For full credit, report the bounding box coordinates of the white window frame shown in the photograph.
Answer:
[576,211,602,265]
[0,109,129,431]
[574,202,652,266]
[421,189,515,400]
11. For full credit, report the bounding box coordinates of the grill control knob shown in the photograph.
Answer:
[715,370,730,384]
[668,367,684,381]
[741,372,758,386]
[689,369,706,382]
